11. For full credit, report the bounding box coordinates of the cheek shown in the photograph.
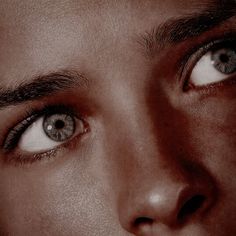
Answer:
[177,95,236,226]
[0,149,120,235]
[184,96,236,187]
[189,97,236,152]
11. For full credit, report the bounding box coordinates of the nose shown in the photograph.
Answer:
[119,163,216,235]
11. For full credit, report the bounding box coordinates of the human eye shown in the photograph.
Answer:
[2,105,88,164]
[185,38,236,90]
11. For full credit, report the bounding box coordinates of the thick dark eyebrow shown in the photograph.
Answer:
[139,1,236,57]
[0,70,88,109]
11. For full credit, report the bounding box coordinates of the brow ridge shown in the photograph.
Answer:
[139,1,236,57]
[0,70,88,109]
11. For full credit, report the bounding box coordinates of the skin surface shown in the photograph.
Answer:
[0,0,236,235]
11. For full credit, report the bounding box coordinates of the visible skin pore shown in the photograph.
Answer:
[0,0,235,235]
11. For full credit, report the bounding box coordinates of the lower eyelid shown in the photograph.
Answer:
[189,75,236,93]
[1,103,89,162]
[19,115,85,151]
[189,52,230,86]
[182,39,236,91]
[2,117,90,165]
[3,105,79,150]
[3,149,58,166]
[2,131,81,166]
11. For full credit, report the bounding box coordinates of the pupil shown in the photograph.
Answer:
[54,119,65,129]
[219,53,229,63]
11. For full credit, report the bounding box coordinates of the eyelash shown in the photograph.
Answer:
[2,104,84,165]
[2,33,236,165]
[181,33,236,91]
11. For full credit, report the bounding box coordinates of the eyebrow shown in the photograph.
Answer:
[0,2,235,110]
[0,71,88,109]
[139,1,236,57]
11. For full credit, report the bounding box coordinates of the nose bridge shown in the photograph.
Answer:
[118,143,215,234]
[115,96,189,184]
[116,111,216,234]
[119,136,194,209]
[102,81,216,234]
[111,85,192,191]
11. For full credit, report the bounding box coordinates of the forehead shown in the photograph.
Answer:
[0,0,215,16]
[0,0,216,34]
[0,0,220,84]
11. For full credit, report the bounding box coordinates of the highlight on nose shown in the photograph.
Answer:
[132,193,206,229]
[120,184,214,235]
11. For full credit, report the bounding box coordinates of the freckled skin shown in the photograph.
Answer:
[0,0,235,235]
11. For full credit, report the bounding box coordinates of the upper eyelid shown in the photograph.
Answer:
[1,110,89,166]
[178,32,236,83]
[182,38,236,91]
[138,4,236,58]
[181,31,236,65]
[2,105,78,152]
[176,16,236,62]
[2,114,39,151]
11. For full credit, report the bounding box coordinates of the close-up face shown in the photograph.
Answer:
[0,0,235,235]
